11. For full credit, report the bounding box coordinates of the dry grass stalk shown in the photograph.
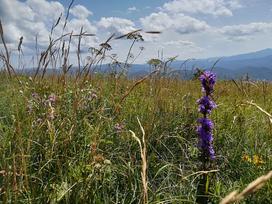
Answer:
[76,26,83,80]
[182,169,219,181]
[129,117,148,204]
[63,0,75,30]
[0,20,17,78]
[220,170,272,204]
[246,101,272,124]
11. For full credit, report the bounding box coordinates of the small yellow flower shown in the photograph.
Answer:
[252,155,265,166]
[242,154,252,162]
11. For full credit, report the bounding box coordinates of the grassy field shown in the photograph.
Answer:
[0,71,271,203]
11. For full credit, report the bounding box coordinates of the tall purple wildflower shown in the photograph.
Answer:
[197,71,216,160]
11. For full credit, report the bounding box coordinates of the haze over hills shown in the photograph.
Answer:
[124,48,272,80]
[170,48,272,80]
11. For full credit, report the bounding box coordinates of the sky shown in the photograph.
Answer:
[1,0,272,65]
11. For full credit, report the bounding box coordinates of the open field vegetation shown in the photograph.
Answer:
[0,72,271,203]
[0,8,272,202]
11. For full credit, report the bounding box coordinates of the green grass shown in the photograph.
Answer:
[0,73,271,203]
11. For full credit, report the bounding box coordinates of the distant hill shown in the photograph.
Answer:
[126,48,272,80]
[18,48,272,80]
[168,48,272,80]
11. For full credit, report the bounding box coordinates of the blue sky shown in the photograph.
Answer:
[1,0,272,65]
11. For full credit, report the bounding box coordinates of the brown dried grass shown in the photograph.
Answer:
[220,170,272,204]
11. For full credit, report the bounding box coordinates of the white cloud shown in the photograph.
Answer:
[161,40,204,54]
[70,5,93,19]
[227,0,242,9]
[140,12,209,34]
[128,6,137,12]
[26,0,65,22]
[220,22,272,37]
[226,36,253,42]
[163,40,195,46]
[0,0,35,23]
[68,19,97,34]
[162,0,242,16]
[0,0,97,52]
[97,17,136,35]
[140,12,172,31]
[0,0,52,45]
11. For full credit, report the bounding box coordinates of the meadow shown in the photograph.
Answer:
[0,69,271,203]
[0,15,272,203]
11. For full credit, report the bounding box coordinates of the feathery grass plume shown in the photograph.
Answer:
[196,70,217,204]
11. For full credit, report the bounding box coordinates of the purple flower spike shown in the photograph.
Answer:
[197,70,217,160]
[199,71,216,95]
[197,96,217,115]
[197,118,214,131]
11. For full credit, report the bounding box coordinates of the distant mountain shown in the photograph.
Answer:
[218,48,272,61]
[125,48,272,80]
[18,48,272,80]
